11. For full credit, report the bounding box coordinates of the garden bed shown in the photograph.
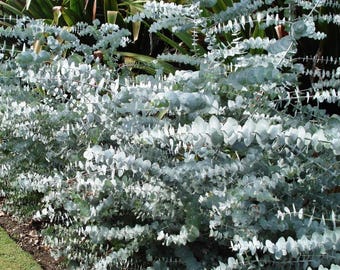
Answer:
[0,198,62,270]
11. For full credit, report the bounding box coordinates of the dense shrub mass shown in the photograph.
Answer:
[0,0,339,269]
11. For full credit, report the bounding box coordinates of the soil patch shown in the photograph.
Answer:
[0,198,63,270]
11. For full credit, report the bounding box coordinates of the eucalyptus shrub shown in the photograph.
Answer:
[0,0,339,269]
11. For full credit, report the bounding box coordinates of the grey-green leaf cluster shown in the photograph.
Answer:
[0,0,339,269]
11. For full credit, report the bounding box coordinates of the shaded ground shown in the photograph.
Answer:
[0,226,42,270]
[0,199,63,270]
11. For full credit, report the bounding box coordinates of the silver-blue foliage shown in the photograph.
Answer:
[0,0,339,269]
